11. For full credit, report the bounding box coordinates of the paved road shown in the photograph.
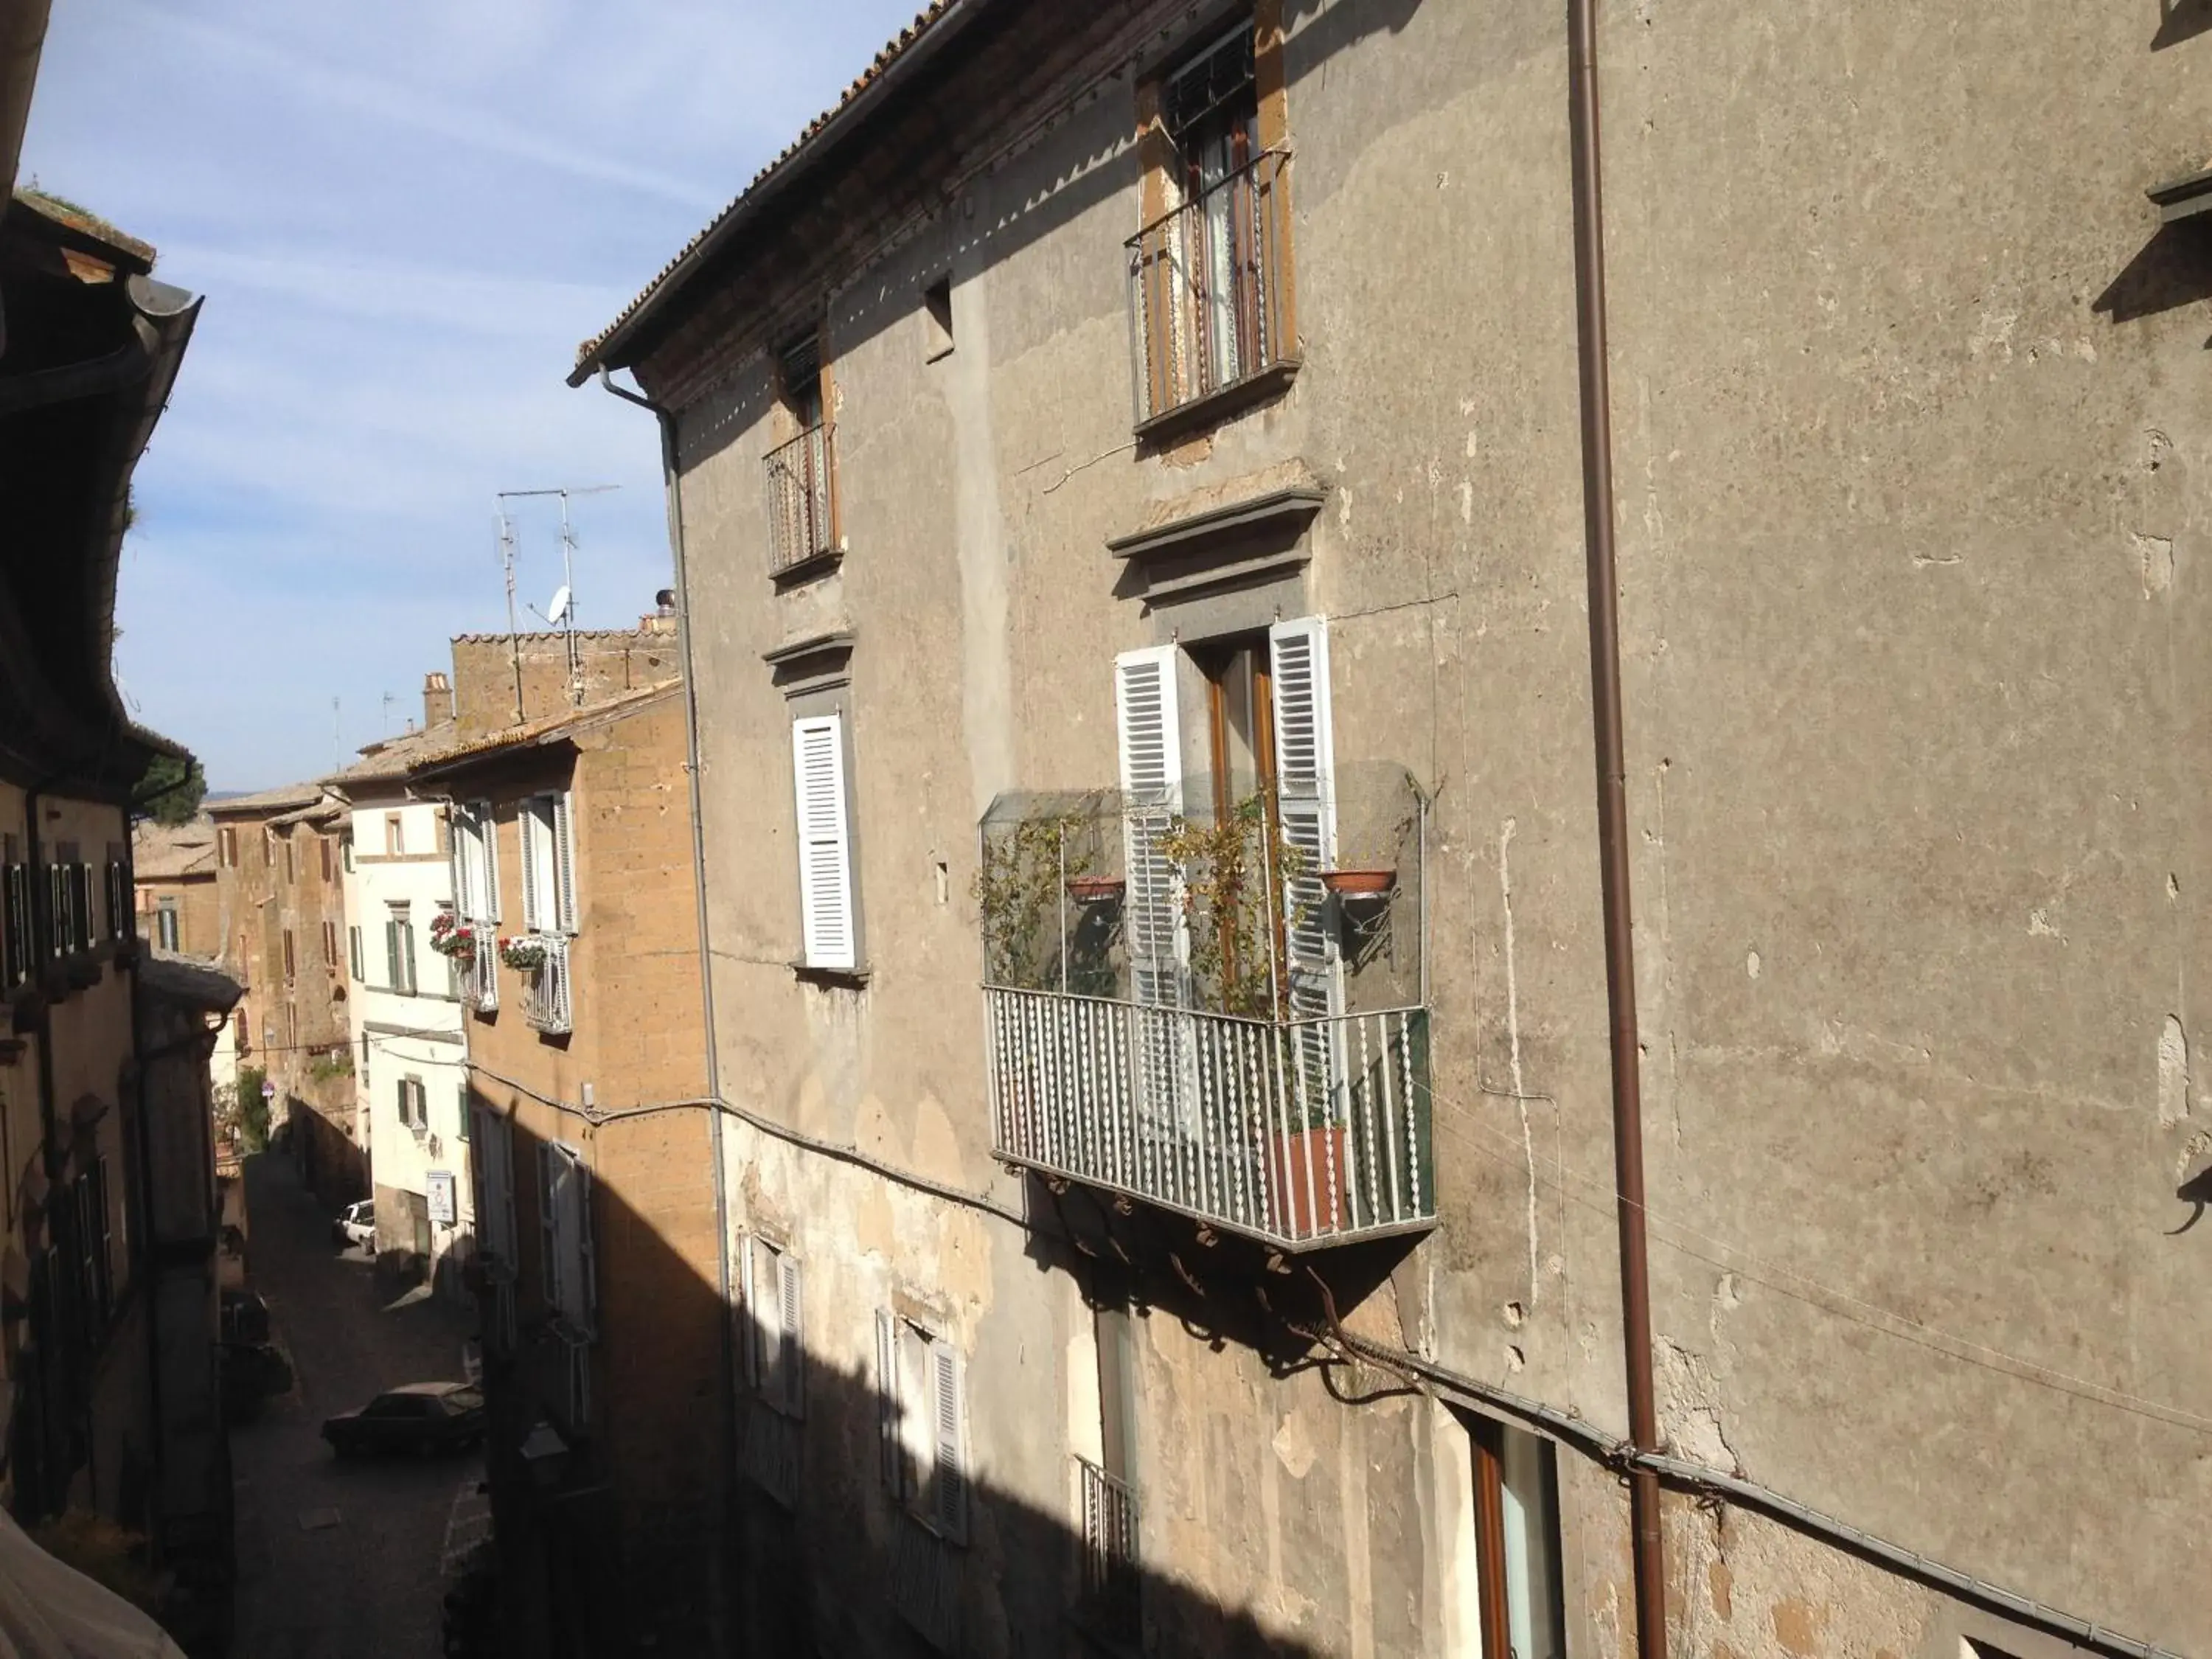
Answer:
[230,1153,479,1659]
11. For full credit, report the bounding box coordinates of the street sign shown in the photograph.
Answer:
[427,1170,456,1225]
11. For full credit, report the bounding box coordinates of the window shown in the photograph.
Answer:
[454,1085,469,1142]
[262,826,277,868]
[218,826,237,868]
[319,835,334,882]
[922,277,953,361]
[234,1009,247,1049]
[1129,18,1295,425]
[385,904,416,994]
[75,1158,114,1333]
[282,929,296,984]
[385,814,404,857]
[875,1312,967,1544]
[348,925,364,981]
[397,1076,427,1133]
[45,846,92,959]
[282,835,295,885]
[1467,1417,1566,1659]
[740,1237,805,1419]
[1113,616,1337,1025]
[343,839,354,874]
[104,849,128,942]
[321,920,338,968]
[518,793,576,934]
[765,333,837,577]
[790,715,857,971]
[451,800,500,922]
[538,1141,596,1338]
[156,900,181,953]
[4,837,32,988]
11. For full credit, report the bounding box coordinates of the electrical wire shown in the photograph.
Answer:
[1427,1082,2212,1439]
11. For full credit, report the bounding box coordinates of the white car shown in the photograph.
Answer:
[333,1200,375,1251]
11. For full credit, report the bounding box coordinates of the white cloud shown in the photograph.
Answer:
[22,0,927,785]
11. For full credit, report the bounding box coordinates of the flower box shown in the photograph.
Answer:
[1065,875,1127,905]
[497,936,547,972]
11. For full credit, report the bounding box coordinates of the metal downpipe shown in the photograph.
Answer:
[1566,0,1670,1653]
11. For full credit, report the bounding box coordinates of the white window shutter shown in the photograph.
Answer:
[790,716,856,970]
[931,1342,968,1543]
[1270,617,1344,1108]
[553,790,578,933]
[450,813,471,919]
[538,1143,559,1306]
[776,1253,805,1419]
[739,1239,760,1389]
[1114,646,1186,1009]
[875,1309,902,1493]
[576,1164,597,1335]
[519,804,543,931]
[479,802,501,922]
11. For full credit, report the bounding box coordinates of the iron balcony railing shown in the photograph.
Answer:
[1127,147,1293,427]
[522,934,571,1035]
[763,421,838,577]
[986,987,1433,1251]
[1076,1457,1140,1644]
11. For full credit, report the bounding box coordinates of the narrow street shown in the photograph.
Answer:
[229,1154,481,1659]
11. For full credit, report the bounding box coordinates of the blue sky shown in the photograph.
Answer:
[23,0,922,790]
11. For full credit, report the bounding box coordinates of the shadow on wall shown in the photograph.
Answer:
[483,1107,1381,1659]
[2153,0,2212,48]
[2094,218,2212,330]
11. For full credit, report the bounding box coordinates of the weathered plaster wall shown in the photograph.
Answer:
[654,0,2212,1652]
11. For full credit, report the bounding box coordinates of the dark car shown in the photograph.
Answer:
[321,1382,484,1458]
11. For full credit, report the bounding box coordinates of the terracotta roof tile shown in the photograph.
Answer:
[408,681,684,776]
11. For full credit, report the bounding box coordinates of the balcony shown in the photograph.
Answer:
[1075,1457,1140,1644]
[1127,148,1295,434]
[521,934,571,1035]
[455,944,498,1015]
[763,421,838,580]
[980,768,1433,1253]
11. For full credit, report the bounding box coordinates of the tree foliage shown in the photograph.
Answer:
[134,751,206,826]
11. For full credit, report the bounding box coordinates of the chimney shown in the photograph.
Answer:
[423,671,453,728]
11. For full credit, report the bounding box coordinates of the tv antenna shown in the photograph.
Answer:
[495,485,619,714]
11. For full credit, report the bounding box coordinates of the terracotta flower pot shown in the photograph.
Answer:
[1065,875,1127,904]
[1321,869,1395,898]
[1264,1125,1348,1239]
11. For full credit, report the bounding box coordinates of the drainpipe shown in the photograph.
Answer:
[1566,1,1669,1655]
[596,366,736,1646]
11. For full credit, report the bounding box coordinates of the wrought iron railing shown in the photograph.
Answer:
[522,935,571,1035]
[1077,1457,1141,1643]
[1127,148,1293,426]
[986,987,1432,1250]
[764,421,838,577]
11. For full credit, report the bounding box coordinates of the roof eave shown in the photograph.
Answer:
[567,0,995,388]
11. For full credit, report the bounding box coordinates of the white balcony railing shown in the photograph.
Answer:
[522,935,571,1035]
[986,987,1433,1251]
[456,944,497,1014]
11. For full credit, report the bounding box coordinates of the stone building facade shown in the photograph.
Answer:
[571,4,2212,1658]
[131,816,220,960]
[0,161,236,1647]
[418,676,720,1658]
[207,785,361,1206]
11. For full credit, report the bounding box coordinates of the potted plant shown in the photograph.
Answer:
[497,935,546,972]
[429,912,479,962]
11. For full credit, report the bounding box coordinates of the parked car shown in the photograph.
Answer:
[322,1382,484,1458]
[333,1200,375,1251]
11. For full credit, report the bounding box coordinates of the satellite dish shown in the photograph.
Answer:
[546,585,573,627]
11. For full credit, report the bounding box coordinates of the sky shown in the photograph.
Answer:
[22,0,925,790]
